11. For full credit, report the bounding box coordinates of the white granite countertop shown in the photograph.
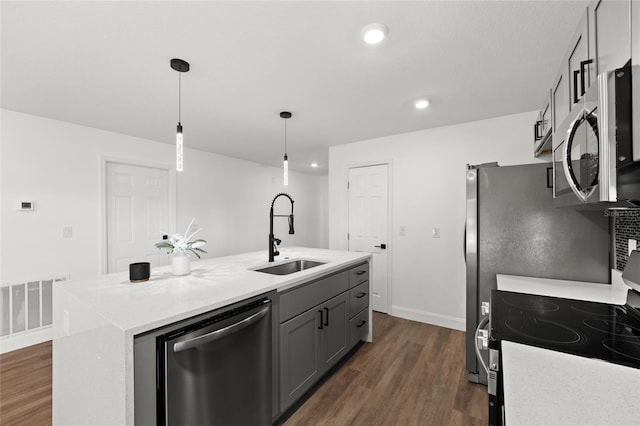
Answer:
[496,272,640,426]
[496,271,630,304]
[55,247,371,335]
[501,341,640,426]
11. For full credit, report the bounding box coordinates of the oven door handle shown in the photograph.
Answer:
[474,316,490,375]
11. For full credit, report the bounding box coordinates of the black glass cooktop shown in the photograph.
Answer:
[489,290,640,369]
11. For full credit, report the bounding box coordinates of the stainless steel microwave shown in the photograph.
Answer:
[553,61,640,208]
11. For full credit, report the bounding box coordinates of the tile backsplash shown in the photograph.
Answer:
[611,209,640,271]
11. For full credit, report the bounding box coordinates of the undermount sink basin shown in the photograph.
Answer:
[254,259,325,275]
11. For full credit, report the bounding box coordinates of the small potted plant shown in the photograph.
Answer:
[155,218,207,276]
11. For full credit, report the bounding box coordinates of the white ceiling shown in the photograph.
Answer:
[1,0,589,175]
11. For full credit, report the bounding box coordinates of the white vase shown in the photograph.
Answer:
[171,252,191,276]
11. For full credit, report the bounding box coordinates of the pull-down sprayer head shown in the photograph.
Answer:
[288,214,294,235]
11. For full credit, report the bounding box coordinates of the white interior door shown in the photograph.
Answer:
[348,164,389,313]
[106,162,170,273]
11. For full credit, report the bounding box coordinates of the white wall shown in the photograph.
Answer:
[329,111,541,330]
[1,109,328,283]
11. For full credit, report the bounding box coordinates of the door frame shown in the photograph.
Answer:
[99,156,177,275]
[346,159,393,314]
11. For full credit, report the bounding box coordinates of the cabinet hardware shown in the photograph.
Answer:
[318,310,324,330]
[323,307,329,326]
[573,69,581,104]
[374,243,387,249]
[355,292,367,299]
[355,270,367,275]
[356,320,367,328]
[579,59,593,97]
[534,120,542,141]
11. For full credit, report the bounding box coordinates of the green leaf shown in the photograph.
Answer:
[194,247,207,253]
[189,248,201,259]
[155,242,174,249]
[190,240,207,249]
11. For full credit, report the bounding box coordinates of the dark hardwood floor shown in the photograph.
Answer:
[284,313,488,426]
[0,314,487,426]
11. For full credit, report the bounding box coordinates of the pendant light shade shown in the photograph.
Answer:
[176,123,183,172]
[283,153,289,186]
[171,58,190,172]
[280,111,292,186]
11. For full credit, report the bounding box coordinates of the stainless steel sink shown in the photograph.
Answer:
[254,259,325,275]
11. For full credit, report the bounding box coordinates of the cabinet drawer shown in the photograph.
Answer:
[280,271,349,323]
[349,308,369,349]
[349,281,369,318]
[349,263,369,288]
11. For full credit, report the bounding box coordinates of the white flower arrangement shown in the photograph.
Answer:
[155,218,207,258]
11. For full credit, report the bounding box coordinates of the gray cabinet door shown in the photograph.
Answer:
[552,70,568,146]
[319,292,349,374]
[541,93,552,136]
[279,308,321,412]
[568,8,590,112]
[590,0,630,76]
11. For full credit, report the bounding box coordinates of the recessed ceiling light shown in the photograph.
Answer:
[310,162,319,168]
[415,99,430,110]
[361,23,388,45]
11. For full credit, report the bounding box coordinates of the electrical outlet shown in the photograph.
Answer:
[63,226,73,238]
[432,227,440,238]
[399,226,406,236]
[629,239,637,255]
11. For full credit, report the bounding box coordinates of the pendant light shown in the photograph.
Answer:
[170,58,190,172]
[280,111,292,186]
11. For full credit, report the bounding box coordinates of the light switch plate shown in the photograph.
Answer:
[629,239,637,255]
[63,226,73,239]
[432,227,440,238]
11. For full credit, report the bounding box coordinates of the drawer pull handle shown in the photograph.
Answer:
[355,292,367,299]
[356,320,367,328]
[324,307,329,326]
[355,270,367,276]
[318,310,324,330]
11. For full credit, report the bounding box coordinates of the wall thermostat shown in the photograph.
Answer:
[19,201,36,211]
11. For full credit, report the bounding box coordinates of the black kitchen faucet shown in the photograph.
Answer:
[269,193,294,262]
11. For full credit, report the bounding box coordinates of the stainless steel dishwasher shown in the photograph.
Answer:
[157,297,272,426]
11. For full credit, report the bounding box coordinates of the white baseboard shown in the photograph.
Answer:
[0,327,52,354]
[390,306,465,331]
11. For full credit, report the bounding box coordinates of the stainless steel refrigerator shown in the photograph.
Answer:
[465,162,611,384]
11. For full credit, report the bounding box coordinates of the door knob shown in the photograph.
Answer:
[374,244,387,249]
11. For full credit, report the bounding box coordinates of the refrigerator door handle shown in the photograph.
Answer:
[463,223,467,262]
[474,316,490,375]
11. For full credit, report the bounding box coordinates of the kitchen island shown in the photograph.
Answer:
[52,247,371,426]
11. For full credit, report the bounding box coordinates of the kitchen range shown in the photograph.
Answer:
[488,271,640,425]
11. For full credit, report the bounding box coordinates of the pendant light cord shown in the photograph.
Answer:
[178,72,182,123]
[284,118,287,155]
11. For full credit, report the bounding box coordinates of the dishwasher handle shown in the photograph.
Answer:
[173,303,270,353]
